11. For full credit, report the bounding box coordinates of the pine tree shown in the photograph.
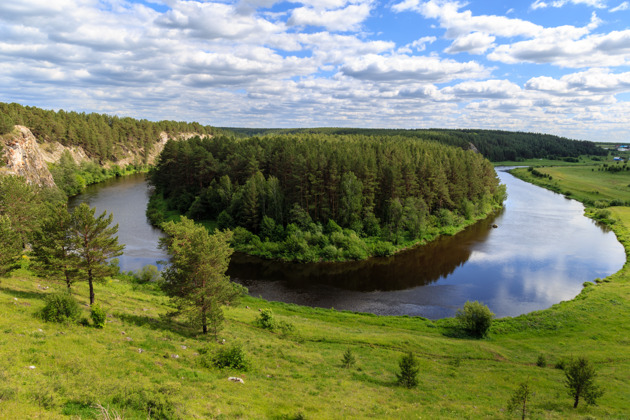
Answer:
[32,203,81,291]
[160,217,242,337]
[396,351,420,388]
[71,203,124,305]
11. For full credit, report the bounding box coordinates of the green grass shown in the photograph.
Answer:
[2,170,630,418]
[493,154,611,167]
[510,165,630,205]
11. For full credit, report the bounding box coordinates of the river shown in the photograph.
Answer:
[69,169,625,319]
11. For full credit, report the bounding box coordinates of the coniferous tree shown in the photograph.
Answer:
[32,203,81,291]
[396,351,420,388]
[71,203,124,305]
[159,217,243,337]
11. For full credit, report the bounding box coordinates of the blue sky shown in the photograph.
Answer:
[1,0,629,141]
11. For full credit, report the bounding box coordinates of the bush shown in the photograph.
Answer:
[41,292,81,323]
[456,300,494,338]
[212,344,248,370]
[133,264,161,284]
[396,351,420,388]
[90,304,107,329]
[256,309,276,330]
[536,354,547,367]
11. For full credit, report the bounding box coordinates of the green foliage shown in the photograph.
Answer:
[341,348,356,368]
[90,304,106,329]
[0,101,224,161]
[148,133,505,262]
[507,382,531,420]
[40,292,81,323]
[257,308,276,330]
[31,202,80,290]
[133,264,161,284]
[71,203,124,305]
[160,217,238,336]
[456,300,494,338]
[536,354,547,368]
[396,351,420,388]
[212,344,249,371]
[0,113,14,134]
[564,357,604,408]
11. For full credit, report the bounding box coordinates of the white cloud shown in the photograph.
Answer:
[610,1,629,11]
[339,54,490,83]
[489,27,630,67]
[531,0,607,9]
[288,2,373,31]
[444,32,495,54]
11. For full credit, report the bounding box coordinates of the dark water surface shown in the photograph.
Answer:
[70,169,625,319]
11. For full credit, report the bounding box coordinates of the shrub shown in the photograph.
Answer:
[536,354,547,367]
[133,264,161,284]
[41,292,81,323]
[257,309,276,330]
[90,304,107,329]
[455,300,494,338]
[396,351,420,388]
[212,344,248,370]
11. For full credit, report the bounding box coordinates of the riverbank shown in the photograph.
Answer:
[1,170,630,417]
[146,191,505,264]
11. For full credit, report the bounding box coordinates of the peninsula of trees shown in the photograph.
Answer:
[148,134,506,261]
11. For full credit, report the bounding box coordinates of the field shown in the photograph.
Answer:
[510,165,630,204]
[1,168,630,418]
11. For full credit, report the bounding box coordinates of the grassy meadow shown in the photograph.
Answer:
[1,165,630,418]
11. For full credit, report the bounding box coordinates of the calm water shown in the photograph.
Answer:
[70,169,625,319]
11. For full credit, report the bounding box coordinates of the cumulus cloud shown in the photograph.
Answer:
[1,0,630,141]
[340,54,490,83]
[444,32,495,54]
[531,0,607,9]
[288,2,372,32]
[610,1,630,11]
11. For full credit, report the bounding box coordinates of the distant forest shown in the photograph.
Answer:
[0,102,606,164]
[148,134,505,261]
[223,127,607,162]
[0,102,224,162]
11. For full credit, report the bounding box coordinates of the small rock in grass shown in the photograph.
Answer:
[171,354,179,359]
[137,348,144,353]
[125,337,133,341]
[228,377,244,384]
[180,345,187,350]
[28,366,35,370]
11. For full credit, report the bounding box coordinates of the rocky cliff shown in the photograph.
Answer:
[0,125,208,188]
[0,126,56,187]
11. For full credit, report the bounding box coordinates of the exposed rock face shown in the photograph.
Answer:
[0,126,209,186]
[0,126,56,187]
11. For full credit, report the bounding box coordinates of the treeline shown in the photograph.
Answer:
[149,134,504,261]
[222,127,606,162]
[0,102,224,161]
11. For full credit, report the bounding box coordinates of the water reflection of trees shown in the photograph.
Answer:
[228,210,501,292]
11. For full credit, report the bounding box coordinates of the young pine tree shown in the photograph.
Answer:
[71,203,124,305]
[396,351,420,388]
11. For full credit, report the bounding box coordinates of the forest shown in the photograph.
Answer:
[224,127,607,162]
[148,134,505,261]
[0,102,225,161]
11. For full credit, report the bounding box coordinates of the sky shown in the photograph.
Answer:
[1,1,630,142]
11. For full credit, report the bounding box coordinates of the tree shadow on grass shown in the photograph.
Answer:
[115,312,198,338]
[0,286,45,301]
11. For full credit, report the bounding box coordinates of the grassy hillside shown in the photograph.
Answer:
[2,165,630,418]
